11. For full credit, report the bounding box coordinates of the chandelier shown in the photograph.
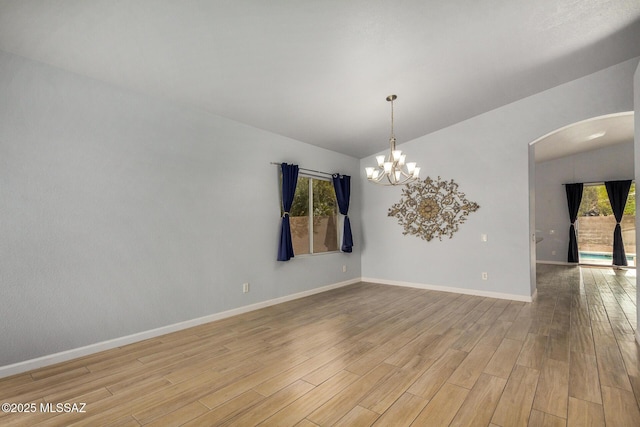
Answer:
[365,94,420,185]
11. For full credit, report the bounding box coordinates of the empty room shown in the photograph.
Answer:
[1,1,640,426]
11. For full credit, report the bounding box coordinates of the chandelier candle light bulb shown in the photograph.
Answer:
[365,95,420,185]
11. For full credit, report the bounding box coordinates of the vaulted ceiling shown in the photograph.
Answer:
[1,1,639,158]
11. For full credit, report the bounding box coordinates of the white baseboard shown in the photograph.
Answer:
[536,260,636,270]
[0,278,360,379]
[536,260,576,266]
[362,277,533,302]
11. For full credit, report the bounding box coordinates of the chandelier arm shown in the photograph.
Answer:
[370,171,386,183]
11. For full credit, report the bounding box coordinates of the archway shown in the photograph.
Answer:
[528,112,637,342]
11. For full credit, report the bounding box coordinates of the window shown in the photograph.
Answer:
[289,175,339,255]
[577,182,636,266]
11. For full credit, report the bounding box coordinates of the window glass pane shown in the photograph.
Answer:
[312,179,338,253]
[290,177,310,255]
[577,183,636,266]
[287,175,339,256]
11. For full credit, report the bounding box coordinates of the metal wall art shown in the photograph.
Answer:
[388,176,480,241]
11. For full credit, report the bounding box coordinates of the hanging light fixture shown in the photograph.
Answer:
[365,94,420,185]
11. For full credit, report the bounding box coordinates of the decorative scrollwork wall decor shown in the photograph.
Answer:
[388,176,479,241]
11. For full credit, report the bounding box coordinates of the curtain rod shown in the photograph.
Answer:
[270,162,334,177]
[563,180,634,186]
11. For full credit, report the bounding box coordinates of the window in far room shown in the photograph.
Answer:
[577,182,636,266]
[289,175,339,255]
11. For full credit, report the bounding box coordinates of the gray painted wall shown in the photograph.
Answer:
[361,57,639,299]
[2,49,639,368]
[0,51,361,367]
[535,142,635,263]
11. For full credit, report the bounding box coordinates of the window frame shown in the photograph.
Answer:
[291,173,340,256]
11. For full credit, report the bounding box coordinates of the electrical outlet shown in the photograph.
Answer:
[342,265,347,273]
[243,283,250,293]
[552,250,556,256]
[481,272,488,280]
[481,233,488,242]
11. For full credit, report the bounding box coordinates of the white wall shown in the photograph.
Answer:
[0,50,361,368]
[361,57,639,299]
[534,142,634,263]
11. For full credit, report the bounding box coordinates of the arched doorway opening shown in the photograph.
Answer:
[528,112,636,340]
[530,112,634,268]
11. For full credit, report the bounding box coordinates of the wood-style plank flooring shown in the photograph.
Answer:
[1,265,639,426]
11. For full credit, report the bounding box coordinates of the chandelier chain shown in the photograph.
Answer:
[390,97,394,141]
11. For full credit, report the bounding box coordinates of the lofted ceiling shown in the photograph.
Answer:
[0,0,639,158]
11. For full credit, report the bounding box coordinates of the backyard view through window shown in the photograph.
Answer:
[577,183,636,266]
[289,176,339,255]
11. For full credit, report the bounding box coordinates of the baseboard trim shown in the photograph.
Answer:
[0,278,360,379]
[636,330,640,346]
[362,277,533,302]
[536,260,576,266]
[536,260,636,270]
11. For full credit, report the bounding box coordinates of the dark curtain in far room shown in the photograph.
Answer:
[605,180,632,266]
[565,183,583,263]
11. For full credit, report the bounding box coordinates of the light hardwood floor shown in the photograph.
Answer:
[1,265,639,426]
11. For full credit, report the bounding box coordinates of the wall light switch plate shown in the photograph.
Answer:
[481,234,488,242]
